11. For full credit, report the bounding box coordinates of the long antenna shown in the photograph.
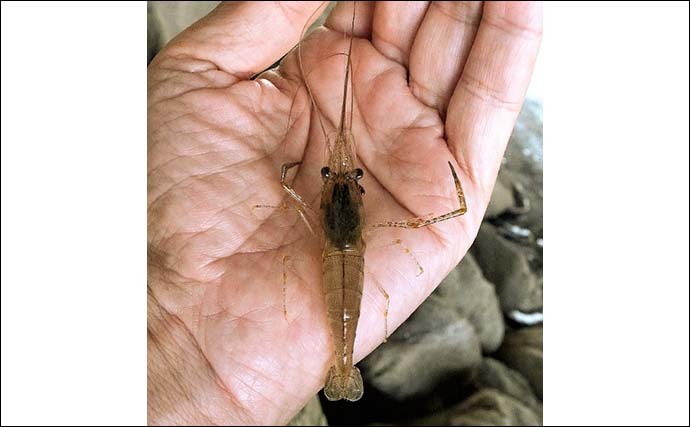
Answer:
[338,1,356,134]
[298,2,331,145]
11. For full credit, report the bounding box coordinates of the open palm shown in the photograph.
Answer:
[147,2,541,425]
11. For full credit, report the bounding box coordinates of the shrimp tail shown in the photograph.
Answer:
[324,365,363,401]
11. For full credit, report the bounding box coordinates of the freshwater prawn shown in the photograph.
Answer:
[273,1,468,402]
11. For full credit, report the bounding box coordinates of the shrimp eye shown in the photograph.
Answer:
[354,168,363,180]
[321,167,330,179]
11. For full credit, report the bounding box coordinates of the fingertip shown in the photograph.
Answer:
[483,1,543,38]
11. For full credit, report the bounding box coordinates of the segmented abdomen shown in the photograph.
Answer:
[322,249,364,372]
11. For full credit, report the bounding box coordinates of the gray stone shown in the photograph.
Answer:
[360,253,504,400]
[385,358,542,426]
[471,223,542,313]
[473,358,540,411]
[288,395,328,426]
[495,98,543,238]
[497,326,543,400]
[147,3,160,63]
[413,389,541,426]
[485,178,515,219]
[507,98,543,173]
[362,317,482,401]
[436,254,505,352]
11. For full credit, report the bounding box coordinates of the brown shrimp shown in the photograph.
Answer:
[316,4,366,400]
[279,1,468,402]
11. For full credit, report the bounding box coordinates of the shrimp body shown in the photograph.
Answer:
[320,131,366,401]
[299,0,368,402]
[277,0,467,405]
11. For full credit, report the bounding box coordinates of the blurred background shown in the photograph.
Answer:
[148,2,544,425]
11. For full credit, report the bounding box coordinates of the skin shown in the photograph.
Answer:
[147,1,542,425]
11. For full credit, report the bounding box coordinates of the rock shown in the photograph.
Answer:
[360,253,504,400]
[485,178,515,219]
[482,98,543,307]
[413,389,541,426]
[147,3,160,63]
[379,359,542,426]
[362,316,482,401]
[288,395,328,426]
[506,99,543,176]
[470,223,542,313]
[494,98,543,238]
[435,254,504,352]
[497,326,543,399]
[472,358,540,412]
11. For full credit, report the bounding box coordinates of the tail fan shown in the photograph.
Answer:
[324,365,363,402]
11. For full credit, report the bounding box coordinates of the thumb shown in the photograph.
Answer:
[156,1,325,82]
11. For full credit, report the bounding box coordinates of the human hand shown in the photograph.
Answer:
[147,1,541,425]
